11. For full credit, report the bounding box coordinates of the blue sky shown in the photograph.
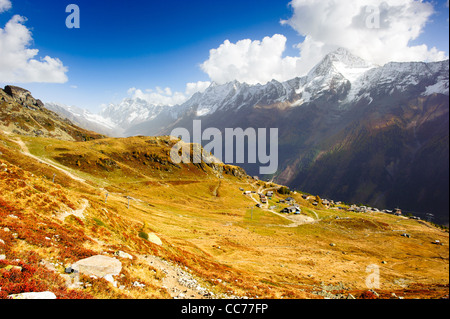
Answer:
[0,0,449,112]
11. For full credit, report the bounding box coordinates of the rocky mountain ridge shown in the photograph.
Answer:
[45,49,449,224]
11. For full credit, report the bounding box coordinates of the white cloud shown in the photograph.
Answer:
[282,0,448,71]
[200,0,448,86]
[0,0,11,13]
[200,34,301,85]
[185,81,211,96]
[127,81,211,106]
[0,14,68,83]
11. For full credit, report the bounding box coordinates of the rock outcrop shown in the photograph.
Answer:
[3,85,44,110]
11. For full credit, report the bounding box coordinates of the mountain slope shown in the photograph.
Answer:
[45,49,449,224]
[121,50,449,224]
[0,86,105,141]
[0,87,448,299]
[45,102,120,137]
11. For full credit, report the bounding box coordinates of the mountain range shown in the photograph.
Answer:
[46,48,450,224]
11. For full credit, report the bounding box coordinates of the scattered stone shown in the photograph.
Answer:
[65,266,74,274]
[330,243,336,247]
[133,281,146,288]
[115,250,133,260]
[369,289,380,297]
[4,265,22,271]
[382,261,387,264]
[103,274,117,287]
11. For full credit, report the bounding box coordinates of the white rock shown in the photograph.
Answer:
[115,250,133,260]
[103,274,117,287]
[8,291,57,299]
[147,233,163,246]
[71,255,122,278]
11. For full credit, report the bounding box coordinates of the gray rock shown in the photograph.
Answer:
[71,255,122,278]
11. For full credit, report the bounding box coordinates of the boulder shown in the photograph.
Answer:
[147,233,163,246]
[8,291,57,299]
[71,255,122,278]
[3,86,44,110]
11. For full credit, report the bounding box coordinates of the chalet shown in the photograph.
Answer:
[312,201,318,206]
[282,206,299,214]
[285,197,295,203]
[261,198,267,204]
[394,208,402,216]
[322,199,330,206]
[290,206,301,213]
[278,199,285,203]
[243,191,251,195]
[301,194,308,199]
[253,176,259,181]
[266,191,274,197]
[239,188,244,191]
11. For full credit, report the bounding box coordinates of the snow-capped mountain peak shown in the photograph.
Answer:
[46,49,448,138]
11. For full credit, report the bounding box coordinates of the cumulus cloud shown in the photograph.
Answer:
[282,0,448,70]
[0,0,11,13]
[200,0,448,85]
[0,14,68,83]
[200,34,301,85]
[127,81,211,106]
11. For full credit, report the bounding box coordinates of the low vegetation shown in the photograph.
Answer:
[0,129,448,299]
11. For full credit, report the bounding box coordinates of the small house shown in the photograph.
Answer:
[288,206,300,213]
[281,206,299,214]
[243,191,251,195]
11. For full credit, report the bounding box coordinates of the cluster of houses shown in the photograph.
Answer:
[241,186,422,221]
[347,204,404,216]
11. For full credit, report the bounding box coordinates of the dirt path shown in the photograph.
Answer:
[139,254,212,299]
[57,198,90,221]
[13,137,86,183]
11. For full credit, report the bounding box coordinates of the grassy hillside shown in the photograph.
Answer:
[0,130,448,299]
[0,86,448,299]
